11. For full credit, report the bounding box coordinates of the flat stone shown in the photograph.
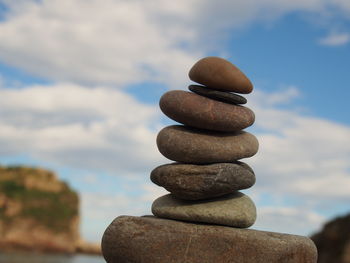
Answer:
[102,216,318,263]
[151,162,255,200]
[189,57,253,94]
[152,192,256,228]
[160,90,254,132]
[157,125,259,164]
[189,84,247,104]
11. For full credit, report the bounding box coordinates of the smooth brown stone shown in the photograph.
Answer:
[102,216,318,263]
[151,162,255,200]
[189,84,247,105]
[189,57,253,94]
[152,193,256,228]
[160,90,254,132]
[156,125,259,164]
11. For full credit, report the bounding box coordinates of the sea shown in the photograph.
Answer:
[0,252,105,263]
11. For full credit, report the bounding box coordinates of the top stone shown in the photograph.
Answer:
[189,57,253,94]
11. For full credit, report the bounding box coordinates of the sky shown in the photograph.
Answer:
[0,0,349,242]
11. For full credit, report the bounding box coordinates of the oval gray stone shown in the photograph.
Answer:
[102,216,318,263]
[151,162,255,200]
[156,125,259,164]
[152,192,257,228]
[189,85,247,105]
[159,90,254,132]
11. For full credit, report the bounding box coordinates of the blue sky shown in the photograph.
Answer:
[228,13,350,124]
[0,0,349,242]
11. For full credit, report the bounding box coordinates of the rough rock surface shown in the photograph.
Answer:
[102,216,318,263]
[152,192,256,228]
[160,90,254,132]
[311,213,350,263]
[0,166,79,253]
[189,84,247,104]
[151,162,255,200]
[189,56,253,94]
[157,125,259,164]
[0,165,101,255]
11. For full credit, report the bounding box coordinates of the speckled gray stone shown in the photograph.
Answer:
[189,85,247,105]
[152,192,256,228]
[156,125,259,164]
[159,90,254,132]
[102,216,318,263]
[151,162,255,200]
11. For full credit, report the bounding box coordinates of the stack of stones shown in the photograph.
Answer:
[102,57,318,263]
[151,57,258,228]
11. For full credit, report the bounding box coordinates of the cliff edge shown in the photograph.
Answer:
[0,165,100,254]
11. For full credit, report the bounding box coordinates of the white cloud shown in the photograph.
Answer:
[319,32,350,46]
[331,0,350,14]
[252,85,301,106]
[254,206,326,235]
[247,87,350,204]
[80,180,167,242]
[0,0,349,88]
[0,83,167,174]
[80,191,143,242]
[141,183,169,202]
[0,0,200,89]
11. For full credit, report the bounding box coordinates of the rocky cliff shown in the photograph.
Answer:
[0,165,99,254]
[311,213,350,263]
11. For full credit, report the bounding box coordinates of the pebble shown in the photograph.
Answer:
[189,85,247,105]
[189,57,253,94]
[160,90,254,132]
[152,192,257,228]
[157,125,259,164]
[151,162,255,200]
[102,216,318,263]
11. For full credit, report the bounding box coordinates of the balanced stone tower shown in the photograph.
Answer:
[102,57,318,263]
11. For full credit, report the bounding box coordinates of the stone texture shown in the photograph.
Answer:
[151,162,255,200]
[311,213,350,263]
[102,216,318,263]
[152,192,256,228]
[189,56,253,94]
[157,125,259,164]
[189,84,247,105]
[160,90,254,132]
[0,166,80,254]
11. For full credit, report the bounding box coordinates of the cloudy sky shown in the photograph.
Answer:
[0,0,349,242]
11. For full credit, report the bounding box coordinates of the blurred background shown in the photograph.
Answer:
[0,0,349,262]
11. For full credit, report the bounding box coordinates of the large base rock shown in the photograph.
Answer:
[102,216,317,263]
